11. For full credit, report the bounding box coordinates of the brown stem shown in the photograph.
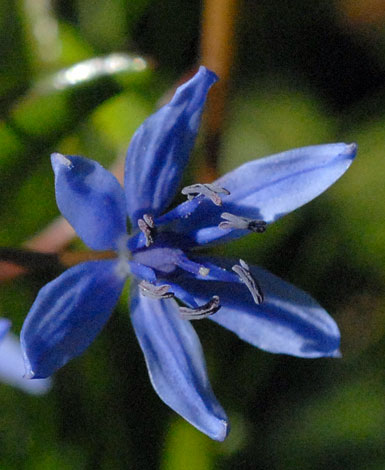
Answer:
[199,0,239,180]
[0,248,61,273]
[0,247,117,282]
[59,250,116,267]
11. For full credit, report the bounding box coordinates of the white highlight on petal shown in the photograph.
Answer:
[51,152,73,169]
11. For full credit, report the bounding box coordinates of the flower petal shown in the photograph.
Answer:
[21,260,125,378]
[130,284,228,440]
[0,318,11,341]
[51,153,126,250]
[175,143,357,245]
[124,66,218,223]
[0,333,51,395]
[171,257,341,358]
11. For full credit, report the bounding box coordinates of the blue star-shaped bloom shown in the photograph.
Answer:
[20,66,356,440]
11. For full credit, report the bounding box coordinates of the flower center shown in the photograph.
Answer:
[126,184,267,319]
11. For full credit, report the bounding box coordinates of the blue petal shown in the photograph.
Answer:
[171,257,341,358]
[21,260,125,378]
[124,66,218,224]
[130,284,228,440]
[0,333,51,395]
[51,153,127,251]
[128,261,157,283]
[175,143,357,245]
[0,318,11,341]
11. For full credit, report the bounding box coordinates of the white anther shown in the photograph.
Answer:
[232,259,264,304]
[139,280,175,299]
[181,183,230,206]
[179,296,221,320]
[138,213,156,247]
[198,266,210,276]
[219,212,266,233]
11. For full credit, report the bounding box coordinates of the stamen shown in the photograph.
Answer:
[143,214,154,227]
[219,212,266,233]
[139,280,175,299]
[232,259,264,304]
[138,214,156,247]
[179,296,221,320]
[181,183,230,206]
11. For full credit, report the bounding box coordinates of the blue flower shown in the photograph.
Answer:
[0,318,50,394]
[20,66,356,440]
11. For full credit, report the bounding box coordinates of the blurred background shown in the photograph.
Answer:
[1,0,385,468]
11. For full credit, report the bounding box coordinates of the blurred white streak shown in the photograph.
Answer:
[51,54,147,90]
[24,0,61,64]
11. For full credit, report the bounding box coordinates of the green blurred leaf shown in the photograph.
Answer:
[0,0,31,99]
[57,23,95,66]
[161,418,215,470]
[221,83,335,174]
[334,118,385,277]
[273,373,385,469]
[0,53,151,208]
[0,157,57,245]
[91,90,153,152]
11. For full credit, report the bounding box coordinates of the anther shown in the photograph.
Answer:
[181,183,230,206]
[179,296,221,320]
[138,214,155,247]
[232,259,264,304]
[219,212,266,233]
[139,280,175,299]
[198,266,210,277]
